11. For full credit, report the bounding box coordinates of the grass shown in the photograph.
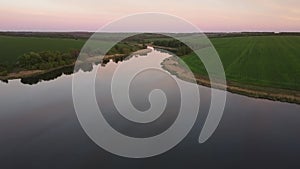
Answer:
[0,36,86,65]
[181,36,300,91]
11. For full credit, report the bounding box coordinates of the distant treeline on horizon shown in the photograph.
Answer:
[0,31,299,39]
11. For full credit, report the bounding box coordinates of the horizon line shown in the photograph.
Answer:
[1,30,300,33]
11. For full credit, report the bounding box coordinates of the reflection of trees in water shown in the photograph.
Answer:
[80,63,93,72]
[1,79,8,83]
[101,53,141,66]
[20,62,99,85]
[20,66,76,85]
[21,63,96,85]
[2,53,142,85]
[101,59,110,67]
[112,54,143,63]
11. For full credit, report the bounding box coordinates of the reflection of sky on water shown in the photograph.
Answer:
[0,49,300,168]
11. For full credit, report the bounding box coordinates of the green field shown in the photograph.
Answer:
[0,36,85,65]
[0,34,299,91]
[182,36,300,90]
[0,35,143,65]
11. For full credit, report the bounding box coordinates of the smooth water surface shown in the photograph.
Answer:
[1,49,300,169]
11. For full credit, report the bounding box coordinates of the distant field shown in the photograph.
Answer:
[0,36,85,65]
[182,36,300,90]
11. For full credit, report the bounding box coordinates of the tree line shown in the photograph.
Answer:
[153,40,192,56]
[0,64,8,76]
[17,49,80,70]
[107,43,145,55]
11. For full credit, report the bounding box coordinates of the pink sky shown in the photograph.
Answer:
[0,0,299,32]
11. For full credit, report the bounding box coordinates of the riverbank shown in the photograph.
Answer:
[0,48,152,81]
[161,56,300,104]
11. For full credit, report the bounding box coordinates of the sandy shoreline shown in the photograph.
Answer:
[161,56,300,104]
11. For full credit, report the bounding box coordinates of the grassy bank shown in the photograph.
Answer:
[181,36,300,91]
[162,57,300,104]
[157,35,300,104]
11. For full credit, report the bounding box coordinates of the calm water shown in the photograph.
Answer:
[1,49,300,169]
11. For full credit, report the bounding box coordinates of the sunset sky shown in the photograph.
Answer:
[0,0,299,32]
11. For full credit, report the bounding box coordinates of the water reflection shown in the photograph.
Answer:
[86,48,196,140]
[15,54,138,85]
[20,66,75,85]
[1,79,8,83]
[0,48,300,169]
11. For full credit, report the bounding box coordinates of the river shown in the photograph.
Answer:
[0,48,300,169]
